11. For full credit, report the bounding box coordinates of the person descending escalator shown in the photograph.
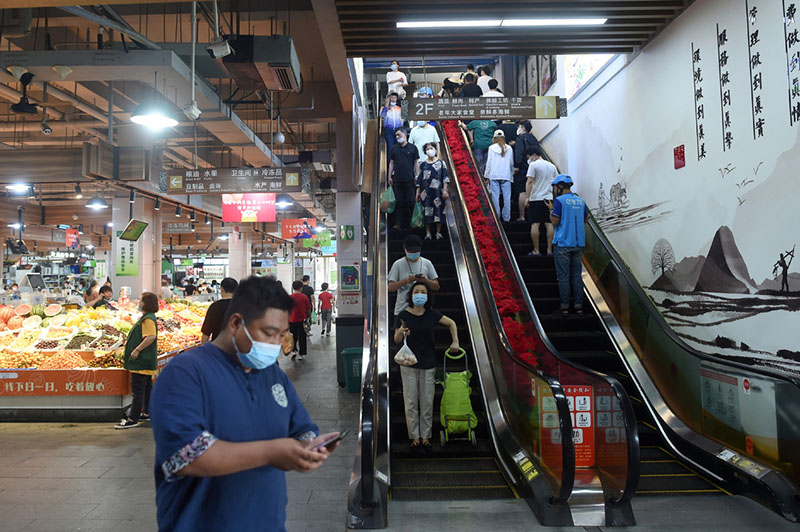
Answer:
[393,282,460,454]
[416,142,450,240]
[387,234,440,321]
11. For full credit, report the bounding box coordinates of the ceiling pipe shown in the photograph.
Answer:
[58,6,162,51]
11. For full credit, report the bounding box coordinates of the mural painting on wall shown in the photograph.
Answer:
[539,55,552,94]
[565,0,800,375]
[526,55,539,97]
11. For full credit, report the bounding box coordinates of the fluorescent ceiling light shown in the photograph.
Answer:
[86,197,109,210]
[7,223,21,229]
[106,222,114,227]
[398,19,501,28]
[219,234,229,241]
[5,183,30,193]
[501,18,607,26]
[397,18,607,28]
[276,200,293,209]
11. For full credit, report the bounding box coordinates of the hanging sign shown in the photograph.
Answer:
[164,222,194,234]
[281,218,317,239]
[65,228,79,249]
[407,96,567,121]
[165,167,302,195]
[221,193,277,223]
[115,231,138,277]
[303,230,332,248]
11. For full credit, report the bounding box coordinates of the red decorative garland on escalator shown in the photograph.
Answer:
[443,120,546,368]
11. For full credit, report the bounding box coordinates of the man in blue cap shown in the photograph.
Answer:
[550,174,589,315]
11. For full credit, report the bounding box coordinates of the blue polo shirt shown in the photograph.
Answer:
[551,192,589,248]
[150,342,318,532]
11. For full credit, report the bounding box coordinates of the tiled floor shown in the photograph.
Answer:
[0,331,798,531]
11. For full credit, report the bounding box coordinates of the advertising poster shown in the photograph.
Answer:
[282,218,317,239]
[302,230,332,248]
[340,264,360,291]
[65,228,79,249]
[115,231,138,277]
[221,193,276,223]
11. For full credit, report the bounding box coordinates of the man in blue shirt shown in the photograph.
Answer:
[150,276,340,531]
[550,175,589,315]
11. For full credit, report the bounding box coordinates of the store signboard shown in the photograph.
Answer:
[221,193,277,223]
[164,222,194,234]
[65,228,79,249]
[407,96,567,121]
[115,231,138,277]
[282,218,317,239]
[165,167,302,195]
[0,368,130,396]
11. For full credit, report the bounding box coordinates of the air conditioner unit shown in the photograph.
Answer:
[223,35,302,92]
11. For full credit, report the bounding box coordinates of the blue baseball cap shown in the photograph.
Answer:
[551,174,573,186]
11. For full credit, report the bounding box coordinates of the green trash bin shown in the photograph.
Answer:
[342,347,363,393]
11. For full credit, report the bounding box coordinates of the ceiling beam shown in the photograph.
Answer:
[311,0,354,113]
[0,0,196,7]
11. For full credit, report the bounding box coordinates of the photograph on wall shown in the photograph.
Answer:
[539,55,552,95]
[526,55,539,96]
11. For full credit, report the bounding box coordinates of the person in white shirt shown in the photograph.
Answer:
[477,66,493,94]
[160,280,173,300]
[481,79,504,98]
[409,120,440,161]
[387,60,408,99]
[484,130,514,222]
[524,145,558,255]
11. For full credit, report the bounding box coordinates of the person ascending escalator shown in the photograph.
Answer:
[393,282,460,454]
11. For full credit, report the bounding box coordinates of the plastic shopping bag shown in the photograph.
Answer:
[311,311,317,324]
[380,186,396,213]
[394,337,418,366]
[411,202,425,229]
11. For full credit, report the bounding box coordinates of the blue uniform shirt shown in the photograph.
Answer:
[551,192,589,247]
[150,342,318,532]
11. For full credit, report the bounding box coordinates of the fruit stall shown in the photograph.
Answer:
[0,299,208,421]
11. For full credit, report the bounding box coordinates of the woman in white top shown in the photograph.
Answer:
[483,130,514,222]
[387,60,408,99]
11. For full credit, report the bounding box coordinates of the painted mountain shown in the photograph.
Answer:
[758,273,800,292]
[694,226,758,294]
[650,255,705,292]
[651,226,758,294]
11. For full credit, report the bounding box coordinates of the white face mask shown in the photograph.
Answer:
[426,149,437,158]
[517,127,525,135]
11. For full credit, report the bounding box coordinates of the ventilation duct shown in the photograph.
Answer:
[223,36,301,92]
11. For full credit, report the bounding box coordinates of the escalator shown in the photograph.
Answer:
[504,223,727,496]
[348,112,640,529]
[387,227,514,501]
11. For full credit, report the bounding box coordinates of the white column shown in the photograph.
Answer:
[228,228,252,282]
[110,194,159,298]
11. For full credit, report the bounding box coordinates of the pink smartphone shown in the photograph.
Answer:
[312,430,349,451]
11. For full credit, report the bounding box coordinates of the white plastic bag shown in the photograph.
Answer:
[394,337,418,367]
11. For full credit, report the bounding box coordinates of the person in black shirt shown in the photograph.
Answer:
[200,277,238,343]
[393,282,460,453]
[458,73,483,98]
[388,128,420,230]
[513,120,541,221]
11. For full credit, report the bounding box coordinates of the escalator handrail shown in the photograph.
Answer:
[438,124,575,504]
[585,215,800,388]
[449,123,640,506]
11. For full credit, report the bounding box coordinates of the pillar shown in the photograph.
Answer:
[334,111,364,387]
[110,195,159,299]
[228,227,252,282]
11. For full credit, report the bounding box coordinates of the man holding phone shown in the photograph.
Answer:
[150,276,341,531]
[388,234,440,319]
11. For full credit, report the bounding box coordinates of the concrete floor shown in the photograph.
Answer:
[0,331,797,531]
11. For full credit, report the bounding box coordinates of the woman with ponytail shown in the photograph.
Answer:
[483,129,514,221]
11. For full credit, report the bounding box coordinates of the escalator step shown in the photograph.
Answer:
[636,473,724,494]
[391,486,514,501]
[392,469,508,489]
[392,457,501,472]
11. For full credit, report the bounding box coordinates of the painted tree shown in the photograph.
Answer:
[651,238,676,276]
